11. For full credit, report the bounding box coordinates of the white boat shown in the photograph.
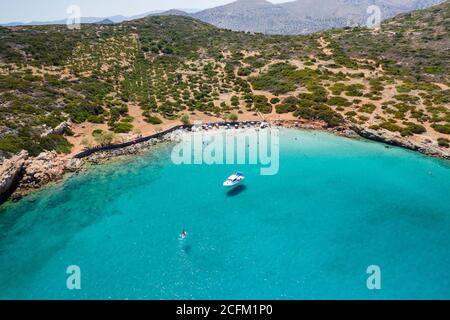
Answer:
[223,172,245,188]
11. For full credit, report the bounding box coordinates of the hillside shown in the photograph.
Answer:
[2,1,445,35]
[193,0,307,34]
[324,1,449,82]
[0,2,449,160]
[191,0,446,34]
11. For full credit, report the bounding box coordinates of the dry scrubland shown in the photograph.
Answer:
[0,2,449,160]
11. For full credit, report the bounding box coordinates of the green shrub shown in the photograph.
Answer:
[87,115,105,124]
[294,104,343,127]
[330,83,364,96]
[359,103,377,114]
[327,96,351,107]
[393,94,420,104]
[276,104,297,114]
[39,134,73,154]
[0,131,73,156]
[237,67,251,76]
[282,96,299,105]
[276,96,298,114]
[181,115,190,125]
[438,138,449,147]
[94,131,115,146]
[358,115,369,122]
[113,122,133,133]
[404,122,426,134]
[250,63,319,95]
[270,97,280,104]
[231,95,240,107]
[253,95,273,114]
[0,134,24,154]
[379,122,402,132]
[121,116,134,123]
[145,116,163,125]
[92,129,104,137]
[432,124,450,134]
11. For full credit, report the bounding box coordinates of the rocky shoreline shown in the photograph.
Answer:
[275,120,450,160]
[351,126,450,160]
[0,150,73,202]
[0,150,28,203]
[1,122,449,204]
[0,129,187,203]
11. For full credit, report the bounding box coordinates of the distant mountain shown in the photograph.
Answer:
[192,0,304,34]
[280,0,446,24]
[94,19,115,25]
[191,0,447,34]
[0,9,199,27]
[1,1,445,34]
[1,15,135,27]
[149,9,190,17]
[1,16,116,26]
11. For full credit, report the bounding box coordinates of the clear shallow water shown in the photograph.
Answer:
[0,128,449,300]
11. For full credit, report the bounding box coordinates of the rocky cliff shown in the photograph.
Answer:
[0,150,28,203]
[0,151,74,203]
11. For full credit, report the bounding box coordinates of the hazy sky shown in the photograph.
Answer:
[0,0,288,23]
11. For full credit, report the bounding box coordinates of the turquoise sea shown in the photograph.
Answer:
[0,128,449,300]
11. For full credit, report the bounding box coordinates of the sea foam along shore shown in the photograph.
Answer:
[1,120,449,204]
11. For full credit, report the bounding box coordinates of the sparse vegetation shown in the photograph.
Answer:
[228,113,238,121]
[438,138,449,148]
[181,115,191,125]
[0,2,449,157]
[432,124,450,135]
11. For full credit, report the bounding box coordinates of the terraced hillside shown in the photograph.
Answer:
[0,1,449,159]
